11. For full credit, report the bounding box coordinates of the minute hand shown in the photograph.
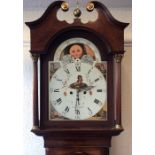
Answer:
[76,90,80,106]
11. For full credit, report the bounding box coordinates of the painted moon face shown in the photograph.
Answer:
[69,44,83,59]
[54,38,101,62]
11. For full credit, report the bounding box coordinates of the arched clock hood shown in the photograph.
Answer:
[25,1,129,54]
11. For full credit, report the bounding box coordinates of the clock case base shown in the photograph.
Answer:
[32,128,123,155]
[46,147,109,155]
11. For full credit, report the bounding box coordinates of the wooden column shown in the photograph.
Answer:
[31,54,39,130]
[113,54,123,129]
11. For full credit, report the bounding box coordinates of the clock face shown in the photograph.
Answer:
[49,59,106,120]
[48,38,107,120]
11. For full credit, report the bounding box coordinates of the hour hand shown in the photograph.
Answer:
[79,85,95,92]
[69,82,88,90]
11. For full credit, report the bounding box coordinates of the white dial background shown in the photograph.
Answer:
[49,60,107,120]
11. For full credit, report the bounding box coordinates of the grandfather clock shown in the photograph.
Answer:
[25,1,129,155]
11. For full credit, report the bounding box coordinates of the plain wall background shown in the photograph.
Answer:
[23,2,132,155]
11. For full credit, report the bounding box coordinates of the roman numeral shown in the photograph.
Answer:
[94,78,100,82]
[64,68,70,74]
[88,107,93,115]
[97,89,103,92]
[53,75,62,81]
[75,109,80,115]
[65,106,69,112]
[54,89,60,92]
[56,78,62,81]
[63,106,69,114]
[88,69,92,74]
[94,98,101,105]
[50,88,60,93]
[56,98,62,105]
[52,98,62,105]
[76,66,81,72]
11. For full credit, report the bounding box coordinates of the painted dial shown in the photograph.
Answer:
[49,60,107,120]
[54,38,101,62]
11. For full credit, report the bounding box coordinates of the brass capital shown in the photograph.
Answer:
[31,54,39,62]
[115,124,122,129]
[31,125,40,130]
[114,54,123,63]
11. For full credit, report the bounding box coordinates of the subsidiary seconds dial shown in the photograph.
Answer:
[49,60,107,120]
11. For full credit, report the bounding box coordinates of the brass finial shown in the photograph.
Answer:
[61,2,69,11]
[86,2,95,12]
[115,124,122,129]
[73,8,82,17]
[73,0,82,18]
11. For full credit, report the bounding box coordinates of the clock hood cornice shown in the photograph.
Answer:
[25,1,129,54]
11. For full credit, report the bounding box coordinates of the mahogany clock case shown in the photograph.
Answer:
[26,1,128,134]
[25,0,129,146]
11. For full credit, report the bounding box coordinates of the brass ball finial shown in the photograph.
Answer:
[86,2,95,12]
[73,8,82,18]
[61,2,69,11]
